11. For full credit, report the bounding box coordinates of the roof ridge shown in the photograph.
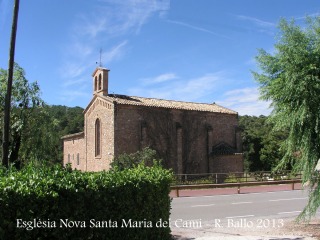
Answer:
[108,93,222,107]
[101,93,237,114]
[61,131,84,139]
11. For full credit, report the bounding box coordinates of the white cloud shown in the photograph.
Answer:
[237,15,275,28]
[76,15,108,39]
[97,0,170,36]
[59,88,91,104]
[128,72,225,102]
[104,41,128,64]
[61,41,127,88]
[128,72,272,116]
[141,73,179,85]
[295,12,320,20]
[59,0,170,105]
[167,20,230,39]
[61,62,88,80]
[236,15,275,36]
[62,76,88,87]
[217,87,272,116]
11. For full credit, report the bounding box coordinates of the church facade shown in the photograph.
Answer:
[62,67,243,174]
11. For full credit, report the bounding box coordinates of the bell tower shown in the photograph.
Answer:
[92,67,109,96]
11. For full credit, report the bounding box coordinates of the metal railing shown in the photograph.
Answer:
[173,170,302,185]
[171,179,302,197]
[171,171,302,197]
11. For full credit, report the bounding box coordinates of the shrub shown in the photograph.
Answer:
[110,147,160,171]
[0,163,173,240]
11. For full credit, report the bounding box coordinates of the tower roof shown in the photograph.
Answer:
[92,67,109,77]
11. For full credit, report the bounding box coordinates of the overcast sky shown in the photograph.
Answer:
[1,0,319,116]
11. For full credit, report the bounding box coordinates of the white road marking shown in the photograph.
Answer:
[278,211,302,215]
[191,203,216,207]
[173,194,232,200]
[269,197,307,202]
[172,190,305,200]
[231,202,252,205]
[226,215,255,219]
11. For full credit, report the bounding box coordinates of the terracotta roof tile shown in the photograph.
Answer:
[101,94,237,114]
[61,132,84,140]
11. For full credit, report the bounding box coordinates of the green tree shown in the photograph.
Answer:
[41,105,84,163]
[16,105,84,166]
[18,107,62,165]
[253,17,320,218]
[239,115,265,171]
[111,147,161,171]
[239,115,288,172]
[0,64,85,167]
[0,63,43,168]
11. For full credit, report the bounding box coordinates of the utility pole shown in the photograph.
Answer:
[2,0,20,168]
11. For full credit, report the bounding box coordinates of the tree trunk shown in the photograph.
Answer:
[9,132,22,169]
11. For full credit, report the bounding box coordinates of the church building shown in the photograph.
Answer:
[62,67,243,174]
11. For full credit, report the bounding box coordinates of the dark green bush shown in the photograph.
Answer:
[110,147,160,171]
[0,163,173,240]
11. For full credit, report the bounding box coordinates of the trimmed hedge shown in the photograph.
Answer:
[0,163,173,240]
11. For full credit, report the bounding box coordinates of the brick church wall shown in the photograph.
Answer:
[114,104,242,174]
[85,98,115,171]
[62,67,243,174]
[210,154,244,173]
[62,133,86,171]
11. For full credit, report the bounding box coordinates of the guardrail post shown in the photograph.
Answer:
[176,188,179,197]
[292,181,294,190]
[237,184,240,194]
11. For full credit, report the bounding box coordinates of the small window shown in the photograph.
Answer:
[98,74,102,90]
[68,154,70,163]
[77,153,80,165]
[95,118,101,157]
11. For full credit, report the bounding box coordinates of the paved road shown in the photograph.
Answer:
[170,190,319,239]
[171,190,312,222]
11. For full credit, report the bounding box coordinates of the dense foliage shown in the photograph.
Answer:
[0,163,173,240]
[14,105,84,166]
[35,105,84,164]
[0,63,43,168]
[239,115,289,172]
[0,64,84,166]
[253,17,320,218]
[111,147,161,171]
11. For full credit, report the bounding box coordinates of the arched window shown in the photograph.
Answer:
[94,76,97,91]
[95,118,101,156]
[98,74,102,90]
